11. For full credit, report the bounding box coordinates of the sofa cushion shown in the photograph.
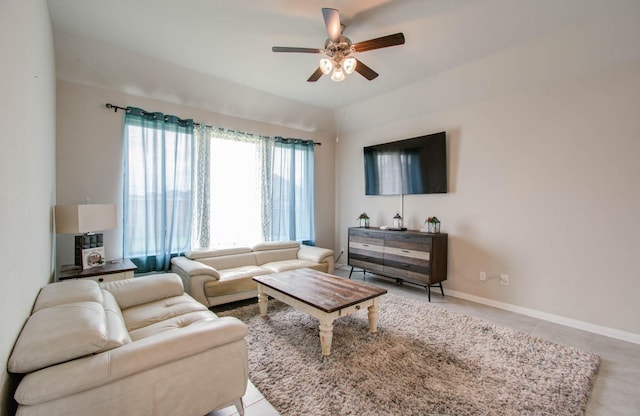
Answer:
[251,241,300,251]
[128,310,217,341]
[8,301,108,373]
[101,273,185,310]
[200,252,259,271]
[254,247,299,266]
[33,279,103,312]
[261,259,324,273]
[122,294,208,332]
[97,290,132,352]
[186,247,251,260]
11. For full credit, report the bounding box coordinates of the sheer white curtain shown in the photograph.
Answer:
[192,124,211,248]
[123,107,194,272]
[191,126,274,248]
[191,128,315,248]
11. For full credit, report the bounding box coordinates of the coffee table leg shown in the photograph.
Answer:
[257,286,268,316]
[319,317,334,356]
[368,297,380,333]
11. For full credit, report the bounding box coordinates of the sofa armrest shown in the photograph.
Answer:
[171,257,220,307]
[298,245,335,274]
[15,316,248,406]
[100,273,185,309]
[171,256,221,279]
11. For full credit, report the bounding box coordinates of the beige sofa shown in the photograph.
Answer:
[8,273,248,416]
[171,241,334,307]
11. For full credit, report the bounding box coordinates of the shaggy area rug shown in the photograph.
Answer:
[218,293,599,416]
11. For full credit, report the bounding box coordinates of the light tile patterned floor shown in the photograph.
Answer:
[210,265,640,416]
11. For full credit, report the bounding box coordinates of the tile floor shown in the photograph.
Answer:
[210,265,640,416]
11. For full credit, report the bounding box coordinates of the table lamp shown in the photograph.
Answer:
[55,204,116,268]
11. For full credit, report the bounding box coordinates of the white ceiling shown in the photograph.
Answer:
[47,0,636,111]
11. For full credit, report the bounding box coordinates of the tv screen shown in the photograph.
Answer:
[364,132,447,195]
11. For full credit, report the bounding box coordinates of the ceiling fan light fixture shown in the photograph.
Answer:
[331,67,345,82]
[342,57,357,74]
[272,8,406,83]
[319,58,333,75]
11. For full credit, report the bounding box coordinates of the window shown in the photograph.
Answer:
[208,136,263,246]
[191,127,315,248]
[122,109,315,271]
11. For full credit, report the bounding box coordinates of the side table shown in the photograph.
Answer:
[58,258,137,283]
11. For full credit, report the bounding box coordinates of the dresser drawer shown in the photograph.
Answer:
[383,264,430,284]
[349,228,384,246]
[87,271,133,283]
[349,241,384,254]
[385,232,432,252]
[349,258,384,273]
[383,255,429,275]
[383,246,430,260]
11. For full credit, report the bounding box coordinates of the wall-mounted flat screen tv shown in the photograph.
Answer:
[364,131,447,195]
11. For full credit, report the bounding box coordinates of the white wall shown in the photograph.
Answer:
[55,81,336,267]
[0,0,56,414]
[336,60,640,340]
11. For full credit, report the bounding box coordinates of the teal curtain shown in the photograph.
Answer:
[123,107,194,272]
[268,137,315,244]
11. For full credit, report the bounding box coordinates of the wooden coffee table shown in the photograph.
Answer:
[252,268,387,357]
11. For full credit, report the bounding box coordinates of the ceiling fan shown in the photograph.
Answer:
[272,8,405,82]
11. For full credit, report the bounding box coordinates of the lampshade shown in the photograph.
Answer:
[331,67,345,82]
[319,58,333,75]
[55,204,117,234]
[342,57,357,74]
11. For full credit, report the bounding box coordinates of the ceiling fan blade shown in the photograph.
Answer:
[272,46,323,53]
[322,8,342,43]
[354,59,379,80]
[352,33,405,53]
[307,67,324,82]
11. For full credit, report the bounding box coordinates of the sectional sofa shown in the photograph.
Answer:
[171,240,334,307]
[8,273,248,416]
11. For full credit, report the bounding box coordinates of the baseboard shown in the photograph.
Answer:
[446,289,640,345]
[334,264,640,344]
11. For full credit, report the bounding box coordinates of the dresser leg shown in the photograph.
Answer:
[348,266,354,279]
[439,282,444,297]
[427,285,431,302]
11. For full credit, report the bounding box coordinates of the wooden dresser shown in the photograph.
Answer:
[347,227,448,301]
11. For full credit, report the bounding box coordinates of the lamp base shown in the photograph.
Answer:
[74,233,103,267]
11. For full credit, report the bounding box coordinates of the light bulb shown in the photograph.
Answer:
[319,58,333,75]
[342,57,357,74]
[331,67,345,82]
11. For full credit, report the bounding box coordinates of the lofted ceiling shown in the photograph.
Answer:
[47,0,636,112]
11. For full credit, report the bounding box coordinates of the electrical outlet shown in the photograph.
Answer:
[500,274,509,285]
[480,271,486,281]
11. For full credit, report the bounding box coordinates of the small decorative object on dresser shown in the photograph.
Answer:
[393,213,402,229]
[422,216,441,233]
[81,246,105,269]
[357,212,370,228]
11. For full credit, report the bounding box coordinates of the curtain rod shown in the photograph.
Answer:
[104,103,321,146]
